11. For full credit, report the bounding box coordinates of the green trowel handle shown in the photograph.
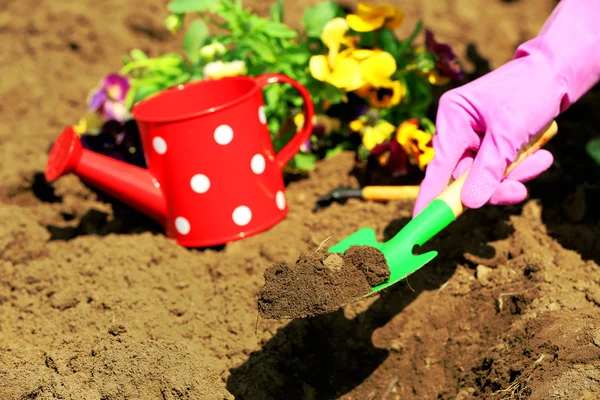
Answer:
[436,120,558,219]
[330,120,558,290]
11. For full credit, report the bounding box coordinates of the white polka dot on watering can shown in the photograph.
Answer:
[276,191,286,210]
[214,124,234,145]
[190,174,210,193]
[250,154,266,174]
[175,217,191,235]
[258,106,267,125]
[153,137,167,154]
[232,206,252,226]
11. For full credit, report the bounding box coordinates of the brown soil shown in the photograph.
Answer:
[2,0,600,399]
[258,246,390,319]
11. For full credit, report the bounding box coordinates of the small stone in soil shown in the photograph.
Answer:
[257,245,390,319]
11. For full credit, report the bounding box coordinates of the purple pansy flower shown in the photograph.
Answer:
[87,74,131,123]
[425,29,464,82]
[300,138,312,153]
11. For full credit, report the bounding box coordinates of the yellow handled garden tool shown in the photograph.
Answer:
[314,185,421,212]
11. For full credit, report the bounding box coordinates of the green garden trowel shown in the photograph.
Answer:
[328,120,558,301]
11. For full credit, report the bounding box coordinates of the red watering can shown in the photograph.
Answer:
[45,73,314,247]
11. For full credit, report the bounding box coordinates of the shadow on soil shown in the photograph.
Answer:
[226,206,518,399]
[528,84,600,265]
[31,172,225,251]
[45,207,163,241]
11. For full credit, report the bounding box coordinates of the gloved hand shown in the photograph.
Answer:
[413,0,600,218]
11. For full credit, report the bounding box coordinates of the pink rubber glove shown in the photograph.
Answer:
[413,0,600,218]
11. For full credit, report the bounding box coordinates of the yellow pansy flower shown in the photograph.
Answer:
[362,120,396,150]
[355,79,406,108]
[349,119,365,132]
[425,70,451,86]
[346,2,404,32]
[320,17,356,65]
[309,19,367,91]
[396,118,435,169]
[350,49,405,107]
[73,112,104,135]
[359,50,396,86]
[310,53,366,91]
[372,80,406,107]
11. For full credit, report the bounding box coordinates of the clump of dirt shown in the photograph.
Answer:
[258,245,390,319]
[345,245,390,286]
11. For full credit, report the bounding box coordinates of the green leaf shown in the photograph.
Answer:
[290,95,304,107]
[130,49,148,61]
[403,74,433,116]
[302,1,344,38]
[290,152,317,170]
[397,20,423,54]
[183,20,209,64]
[165,72,192,88]
[419,117,436,135]
[164,13,184,34]
[268,119,282,140]
[359,31,376,48]
[378,28,399,58]
[167,0,217,14]
[325,144,345,159]
[270,0,284,22]
[585,137,600,165]
[133,84,162,104]
[411,52,436,73]
[124,86,137,109]
[281,48,311,65]
[189,70,205,81]
[264,84,281,106]
[357,144,370,161]
[157,65,185,77]
[259,21,298,38]
[319,83,346,104]
[244,38,276,63]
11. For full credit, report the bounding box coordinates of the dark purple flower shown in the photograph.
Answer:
[425,29,464,82]
[370,138,409,177]
[87,74,131,122]
[80,119,146,169]
[326,99,370,125]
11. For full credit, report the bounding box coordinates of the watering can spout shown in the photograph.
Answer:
[45,126,167,224]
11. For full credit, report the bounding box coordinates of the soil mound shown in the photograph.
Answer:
[258,245,390,319]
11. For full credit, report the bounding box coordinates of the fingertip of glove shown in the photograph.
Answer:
[535,149,554,169]
[460,175,496,209]
[489,180,528,205]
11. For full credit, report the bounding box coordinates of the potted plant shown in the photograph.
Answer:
[70,0,464,185]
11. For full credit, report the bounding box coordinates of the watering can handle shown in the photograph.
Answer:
[436,120,558,218]
[255,73,315,168]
